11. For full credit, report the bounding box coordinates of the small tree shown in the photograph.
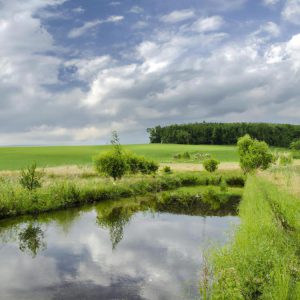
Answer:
[237,134,274,173]
[94,151,127,180]
[203,158,220,173]
[94,132,127,180]
[19,163,44,190]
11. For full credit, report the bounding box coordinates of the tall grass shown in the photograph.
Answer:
[208,176,300,299]
[0,171,245,219]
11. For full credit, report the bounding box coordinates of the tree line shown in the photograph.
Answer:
[147,122,300,147]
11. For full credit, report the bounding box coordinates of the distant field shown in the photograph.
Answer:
[0,144,238,170]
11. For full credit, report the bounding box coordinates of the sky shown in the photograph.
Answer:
[1,0,300,145]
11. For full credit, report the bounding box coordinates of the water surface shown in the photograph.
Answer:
[0,197,238,300]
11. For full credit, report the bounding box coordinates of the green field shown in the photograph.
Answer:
[0,144,238,170]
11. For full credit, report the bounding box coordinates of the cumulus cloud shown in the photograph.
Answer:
[282,0,300,24]
[1,0,300,145]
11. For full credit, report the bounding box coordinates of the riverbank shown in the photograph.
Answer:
[0,170,245,220]
[208,168,300,299]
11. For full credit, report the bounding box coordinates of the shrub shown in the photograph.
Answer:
[125,152,158,175]
[220,178,228,193]
[203,158,220,173]
[225,175,245,187]
[237,134,274,173]
[19,163,44,191]
[292,151,300,159]
[94,151,127,180]
[278,152,293,166]
[163,166,172,174]
[290,139,300,151]
[182,152,191,159]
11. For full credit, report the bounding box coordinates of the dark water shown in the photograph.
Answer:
[0,197,238,300]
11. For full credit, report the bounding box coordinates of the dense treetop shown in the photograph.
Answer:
[147,123,300,147]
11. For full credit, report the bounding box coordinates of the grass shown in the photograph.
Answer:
[207,173,300,299]
[0,170,245,220]
[0,144,239,170]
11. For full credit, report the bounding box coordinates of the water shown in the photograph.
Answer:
[0,196,238,300]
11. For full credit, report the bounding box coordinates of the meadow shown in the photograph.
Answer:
[1,141,299,299]
[0,144,238,170]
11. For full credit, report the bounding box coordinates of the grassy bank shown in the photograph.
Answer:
[0,144,239,170]
[0,171,245,220]
[207,175,300,299]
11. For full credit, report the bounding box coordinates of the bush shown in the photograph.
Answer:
[19,163,44,191]
[290,139,300,151]
[237,134,274,173]
[125,152,158,175]
[220,178,228,193]
[203,158,220,173]
[94,151,127,180]
[278,152,293,166]
[292,151,300,159]
[225,175,245,187]
[163,166,172,174]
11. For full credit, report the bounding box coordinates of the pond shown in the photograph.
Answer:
[0,194,239,300]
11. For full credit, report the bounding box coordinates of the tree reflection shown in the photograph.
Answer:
[18,223,46,258]
[97,205,138,250]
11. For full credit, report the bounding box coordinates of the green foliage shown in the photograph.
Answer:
[278,152,293,166]
[148,122,300,147]
[220,178,228,193]
[93,131,127,180]
[18,223,46,257]
[292,151,300,159]
[237,134,274,173]
[19,163,44,190]
[0,171,245,219]
[209,176,300,299]
[203,158,220,173]
[163,166,172,174]
[94,150,127,180]
[125,151,158,175]
[173,152,191,160]
[290,138,300,151]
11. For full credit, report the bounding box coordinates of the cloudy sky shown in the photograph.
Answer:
[1,0,300,145]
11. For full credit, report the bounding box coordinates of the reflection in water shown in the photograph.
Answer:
[97,206,135,249]
[0,195,239,300]
[18,223,46,258]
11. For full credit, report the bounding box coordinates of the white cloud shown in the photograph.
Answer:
[188,16,224,32]
[251,21,281,42]
[68,19,102,38]
[129,6,144,14]
[282,0,300,24]
[263,0,280,6]
[72,6,85,14]
[160,9,195,23]
[1,0,300,145]
[109,1,121,6]
[68,16,124,38]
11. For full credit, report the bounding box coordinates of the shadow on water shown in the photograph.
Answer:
[0,189,240,300]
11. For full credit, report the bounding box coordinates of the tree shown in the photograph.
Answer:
[94,132,158,180]
[19,163,44,190]
[94,151,127,180]
[237,134,274,173]
[203,158,220,172]
[94,131,127,180]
